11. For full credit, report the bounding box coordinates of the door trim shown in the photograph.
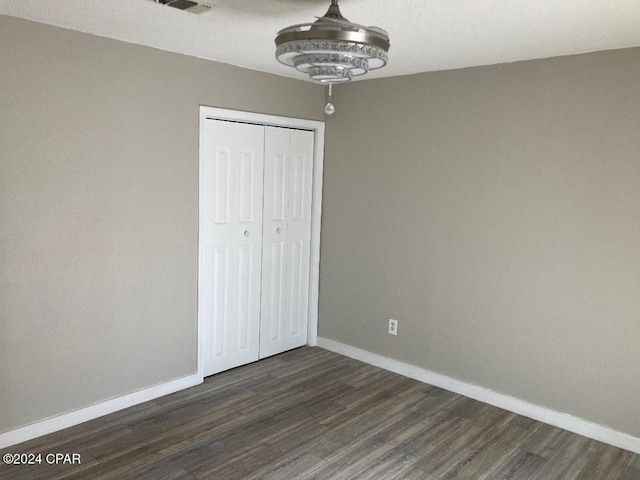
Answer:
[198,106,325,379]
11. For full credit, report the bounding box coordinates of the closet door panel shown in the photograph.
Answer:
[201,120,264,376]
[260,127,314,358]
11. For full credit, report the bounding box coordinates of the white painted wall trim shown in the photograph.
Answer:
[0,373,202,449]
[307,118,324,348]
[198,106,324,378]
[317,337,640,455]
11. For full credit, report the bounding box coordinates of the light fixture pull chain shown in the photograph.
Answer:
[325,83,336,115]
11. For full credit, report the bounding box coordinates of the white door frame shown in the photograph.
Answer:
[198,106,325,379]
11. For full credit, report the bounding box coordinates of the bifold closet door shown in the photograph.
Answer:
[260,126,314,359]
[201,120,265,376]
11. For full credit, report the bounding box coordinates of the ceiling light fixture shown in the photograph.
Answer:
[275,0,390,83]
[275,0,390,113]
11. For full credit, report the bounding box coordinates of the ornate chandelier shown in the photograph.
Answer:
[274,0,390,84]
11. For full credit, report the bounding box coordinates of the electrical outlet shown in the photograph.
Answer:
[388,319,398,336]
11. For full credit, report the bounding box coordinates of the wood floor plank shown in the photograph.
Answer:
[320,381,427,436]
[345,437,433,480]
[339,363,392,388]
[408,408,526,477]
[529,434,602,480]
[393,467,439,480]
[575,444,635,480]
[301,411,437,480]
[309,390,454,462]
[620,466,640,480]
[439,420,536,480]
[252,452,326,480]
[2,346,638,480]
[489,449,547,480]
[520,423,575,459]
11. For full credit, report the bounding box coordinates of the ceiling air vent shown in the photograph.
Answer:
[153,0,211,14]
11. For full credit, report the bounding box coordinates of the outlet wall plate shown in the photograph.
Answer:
[388,319,398,336]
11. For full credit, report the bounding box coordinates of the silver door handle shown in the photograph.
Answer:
[244,230,250,237]
[276,227,282,234]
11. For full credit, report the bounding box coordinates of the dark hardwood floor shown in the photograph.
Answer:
[1,347,639,479]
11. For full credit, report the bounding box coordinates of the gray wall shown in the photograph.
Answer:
[0,15,323,433]
[320,48,640,437]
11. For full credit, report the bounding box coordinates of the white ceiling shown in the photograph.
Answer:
[2,0,640,82]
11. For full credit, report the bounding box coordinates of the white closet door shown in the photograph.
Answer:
[260,126,314,358]
[201,120,265,376]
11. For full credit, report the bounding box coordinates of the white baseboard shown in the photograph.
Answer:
[318,337,640,455]
[0,373,203,449]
